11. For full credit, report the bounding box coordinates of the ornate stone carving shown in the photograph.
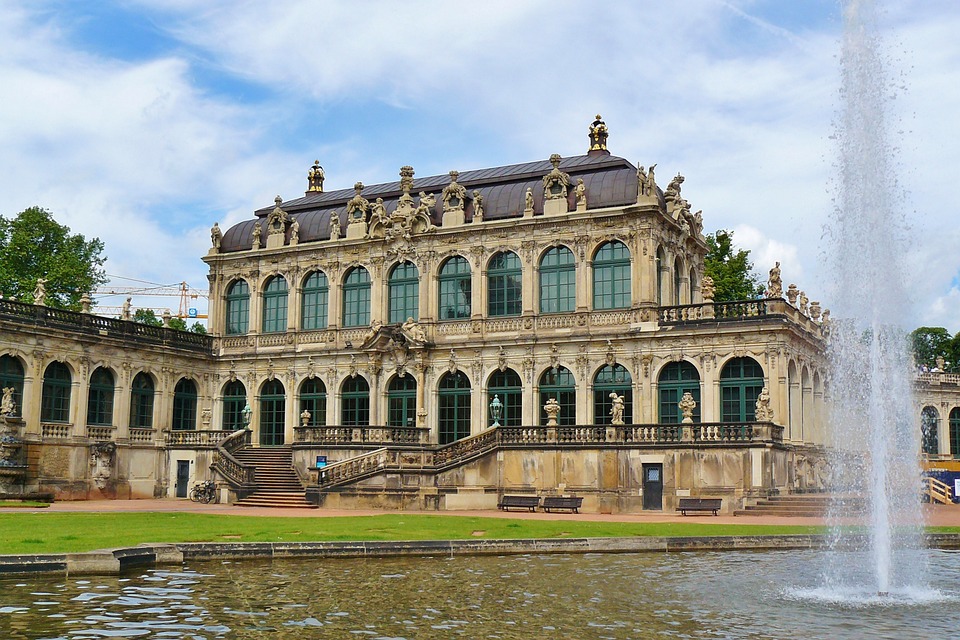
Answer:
[678,392,697,424]
[498,346,508,372]
[472,190,484,222]
[307,160,324,193]
[809,301,822,322]
[799,291,809,315]
[588,114,608,151]
[542,153,570,202]
[609,393,625,425]
[442,171,466,213]
[210,222,222,253]
[637,163,657,199]
[785,284,799,306]
[754,387,773,421]
[251,222,262,250]
[544,398,561,427]
[448,350,458,374]
[575,178,587,212]
[329,211,341,240]
[346,183,369,239]
[524,188,534,217]
[1,386,16,416]
[767,262,782,298]
[90,441,116,491]
[33,278,47,306]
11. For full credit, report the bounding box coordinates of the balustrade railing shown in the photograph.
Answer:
[129,428,155,443]
[86,426,115,441]
[316,447,394,488]
[211,428,256,487]
[41,423,72,439]
[433,428,499,467]
[294,425,427,445]
[165,429,234,447]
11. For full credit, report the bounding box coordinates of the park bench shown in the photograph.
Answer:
[541,496,583,513]
[497,495,541,512]
[676,498,722,516]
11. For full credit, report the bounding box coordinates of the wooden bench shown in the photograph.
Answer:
[676,498,722,516]
[497,495,541,512]
[541,496,583,513]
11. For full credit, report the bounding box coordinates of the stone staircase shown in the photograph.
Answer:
[232,446,315,509]
[735,494,864,517]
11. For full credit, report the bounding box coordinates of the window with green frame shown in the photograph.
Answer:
[438,256,471,319]
[87,367,115,426]
[950,408,960,458]
[225,280,250,335]
[539,246,575,314]
[592,241,631,310]
[387,375,417,427]
[0,354,24,418]
[539,366,576,426]
[299,378,326,426]
[222,381,247,430]
[657,361,701,423]
[259,379,285,445]
[41,361,71,423]
[488,368,522,427]
[593,364,632,425]
[487,251,522,317]
[438,371,471,444]
[342,267,371,327]
[129,372,154,428]
[301,271,329,330]
[921,406,940,455]
[388,261,420,323]
[262,276,288,333]
[341,376,370,426]
[172,378,197,431]
[719,357,764,422]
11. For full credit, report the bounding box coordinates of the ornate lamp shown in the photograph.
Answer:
[489,394,503,428]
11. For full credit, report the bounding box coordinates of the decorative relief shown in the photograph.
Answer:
[498,346,508,372]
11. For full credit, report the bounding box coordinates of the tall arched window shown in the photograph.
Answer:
[658,362,701,423]
[130,372,155,428]
[921,406,940,455]
[262,276,288,333]
[593,241,631,310]
[719,357,764,422]
[438,256,471,319]
[225,280,250,335]
[222,381,247,430]
[259,380,285,445]
[342,267,371,327]
[689,268,698,302]
[674,257,683,304]
[388,261,420,323]
[0,355,25,418]
[299,378,326,426]
[593,364,632,425]
[656,247,666,306]
[41,361,71,423]
[438,372,471,444]
[341,377,370,426]
[539,246,575,314]
[87,367,115,426]
[301,271,329,330]
[950,408,960,458]
[539,366,576,426]
[488,368,522,427]
[487,251,522,317]
[387,375,417,428]
[172,378,197,431]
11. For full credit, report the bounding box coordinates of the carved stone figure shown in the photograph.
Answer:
[575,178,586,210]
[121,297,132,320]
[767,262,782,298]
[542,153,570,200]
[785,283,799,305]
[678,391,697,424]
[1,386,15,416]
[417,192,436,218]
[646,163,657,194]
[290,218,300,245]
[637,164,648,196]
[692,210,703,235]
[754,387,773,422]
[329,211,341,240]
[701,275,716,302]
[401,317,427,344]
[33,278,47,306]
[307,160,325,193]
[588,114,608,151]
[809,301,822,322]
[472,190,484,222]
[371,197,387,223]
[544,397,561,427]
[664,173,684,207]
[251,222,262,250]
[347,182,369,219]
[821,309,832,337]
[524,188,534,213]
[609,392,625,425]
[442,170,467,212]
[210,222,222,251]
[799,291,809,315]
[300,409,311,426]
[90,441,116,491]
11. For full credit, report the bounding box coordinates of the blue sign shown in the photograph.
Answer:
[188,308,198,317]
[316,456,327,468]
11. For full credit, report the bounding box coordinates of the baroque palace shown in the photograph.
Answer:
[0,118,840,512]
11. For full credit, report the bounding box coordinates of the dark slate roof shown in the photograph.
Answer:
[220,151,660,253]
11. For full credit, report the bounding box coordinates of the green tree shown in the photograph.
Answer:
[189,321,207,334]
[132,308,163,326]
[910,327,953,369]
[0,207,107,310]
[703,230,764,302]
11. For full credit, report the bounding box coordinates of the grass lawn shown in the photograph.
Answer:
[0,513,828,555]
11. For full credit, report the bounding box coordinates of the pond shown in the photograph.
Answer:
[1,549,959,639]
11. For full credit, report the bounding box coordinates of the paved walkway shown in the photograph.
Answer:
[25,499,960,528]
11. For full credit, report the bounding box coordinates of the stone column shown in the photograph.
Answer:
[369,371,380,426]
[284,383,297,444]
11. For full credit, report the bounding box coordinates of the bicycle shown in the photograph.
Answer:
[189,480,217,504]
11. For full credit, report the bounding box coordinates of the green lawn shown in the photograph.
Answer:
[0,513,829,555]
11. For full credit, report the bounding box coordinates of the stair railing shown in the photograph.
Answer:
[316,447,396,488]
[211,428,257,489]
[922,476,954,504]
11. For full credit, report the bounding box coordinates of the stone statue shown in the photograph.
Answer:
[417,192,436,218]
[575,178,586,208]
[524,188,534,213]
[364,319,383,344]
[290,218,300,244]
[401,317,427,344]
[544,397,561,427]
[90,441,116,491]
[767,262,782,298]
[371,197,387,223]
[241,403,252,427]
[329,211,341,240]
[692,210,703,235]
[251,222,262,250]
[121,297,132,320]
[754,387,773,422]
[33,278,47,306]
[637,164,648,195]
[678,391,697,424]
[701,275,715,302]
[609,392,625,425]
[785,283,799,306]
[1,386,16,416]
[646,163,657,194]
[799,291,809,315]
[300,409,311,426]
[442,170,467,211]
[210,222,222,251]
[472,190,484,222]
[664,173,684,206]
[821,309,831,337]
[809,301,822,322]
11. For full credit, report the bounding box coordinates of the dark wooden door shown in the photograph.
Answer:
[642,463,663,510]
[175,460,190,498]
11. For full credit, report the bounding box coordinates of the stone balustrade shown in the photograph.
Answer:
[294,425,428,445]
[86,426,115,441]
[41,423,73,439]
[165,429,234,447]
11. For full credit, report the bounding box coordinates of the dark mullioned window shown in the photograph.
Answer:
[438,257,471,319]
[87,367,115,426]
[388,262,420,323]
[262,276,288,333]
[172,378,197,431]
[593,241,631,310]
[301,271,329,330]
[342,267,371,327]
[225,280,250,335]
[438,372,471,444]
[41,361,71,423]
[539,246,575,314]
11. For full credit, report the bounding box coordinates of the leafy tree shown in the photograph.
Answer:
[910,327,956,370]
[168,317,188,331]
[189,321,207,334]
[132,308,163,326]
[703,230,764,302]
[0,206,107,310]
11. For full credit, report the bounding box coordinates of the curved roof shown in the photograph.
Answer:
[220,152,661,253]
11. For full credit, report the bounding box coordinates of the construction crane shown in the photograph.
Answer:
[93,280,208,319]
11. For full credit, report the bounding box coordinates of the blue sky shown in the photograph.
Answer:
[2,0,958,330]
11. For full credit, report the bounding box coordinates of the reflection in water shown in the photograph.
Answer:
[1,550,959,639]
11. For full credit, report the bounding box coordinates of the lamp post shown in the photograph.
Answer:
[489,394,503,428]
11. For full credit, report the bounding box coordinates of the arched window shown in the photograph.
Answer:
[656,247,666,306]
[593,241,631,310]
[950,408,960,458]
[259,380,285,445]
[658,362,701,423]
[87,367,115,426]
[299,378,326,427]
[222,381,247,430]
[130,372,154,428]
[301,271,329,330]
[387,375,417,428]
[539,366,576,426]
[921,406,940,455]
[438,372,471,444]
[488,368,522,427]
[487,251,522,317]
[41,361,71,423]
[342,267,371,327]
[689,268,698,302]
[438,256,471,320]
[0,355,25,418]
[172,378,197,431]
[262,276,288,333]
[593,364,632,425]
[674,257,683,305]
[539,246,575,314]
[719,357,764,422]
[388,261,420,323]
[341,377,370,426]
[225,280,250,335]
